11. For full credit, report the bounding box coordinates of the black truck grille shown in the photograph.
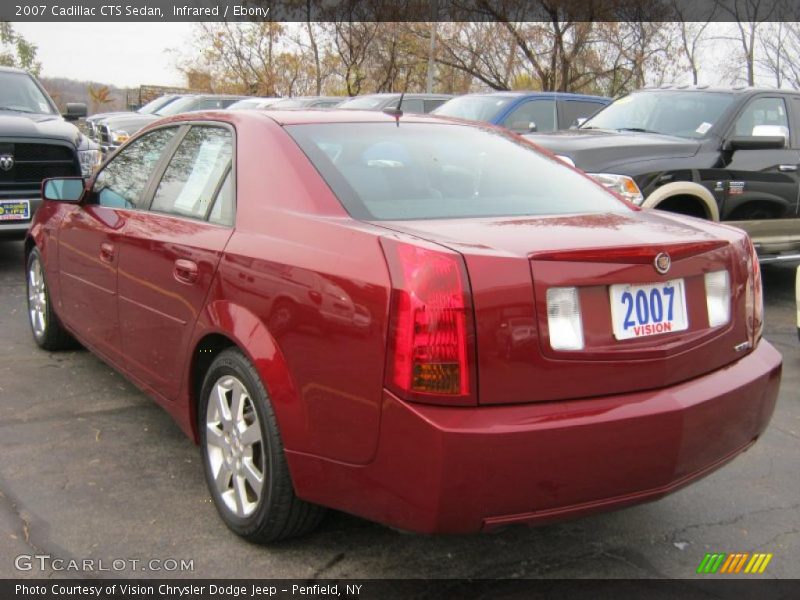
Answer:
[99,125,110,144]
[0,140,77,191]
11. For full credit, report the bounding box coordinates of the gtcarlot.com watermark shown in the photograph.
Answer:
[14,554,194,573]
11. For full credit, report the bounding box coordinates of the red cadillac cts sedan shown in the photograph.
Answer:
[25,109,781,542]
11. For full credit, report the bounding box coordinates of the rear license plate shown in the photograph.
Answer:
[609,279,688,340]
[0,200,30,221]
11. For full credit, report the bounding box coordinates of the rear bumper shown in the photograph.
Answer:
[287,341,782,534]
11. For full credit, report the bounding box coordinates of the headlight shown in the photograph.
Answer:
[78,149,102,178]
[588,173,644,205]
[110,130,130,144]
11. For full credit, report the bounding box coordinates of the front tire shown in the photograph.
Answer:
[199,348,325,542]
[26,248,75,351]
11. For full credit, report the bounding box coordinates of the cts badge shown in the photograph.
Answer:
[654,252,671,274]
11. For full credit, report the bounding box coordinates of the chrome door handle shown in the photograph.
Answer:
[778,164,798,172]
[173,259,198,284]
[99,242,115,263]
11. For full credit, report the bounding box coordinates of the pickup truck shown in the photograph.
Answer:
[0,66,100,240]
[526,86,800,263]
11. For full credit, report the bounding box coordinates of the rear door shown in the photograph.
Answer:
[57,127,178,363]
[115,123,235,400]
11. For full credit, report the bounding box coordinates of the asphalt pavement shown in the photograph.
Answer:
[0,239,797,579]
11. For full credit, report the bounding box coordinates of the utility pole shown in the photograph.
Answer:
[426,1,438,93]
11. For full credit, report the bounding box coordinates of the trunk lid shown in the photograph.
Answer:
[376,210,752,405]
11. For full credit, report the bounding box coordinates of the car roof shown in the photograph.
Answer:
[158,108,464,127]
[459,91,609,101]
[636,85,800,97]
[350,93,454,99]
[0,66,28,75]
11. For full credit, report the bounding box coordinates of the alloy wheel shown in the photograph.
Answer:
[204,375,265,518]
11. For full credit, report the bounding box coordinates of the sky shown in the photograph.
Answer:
[13,22,195,88]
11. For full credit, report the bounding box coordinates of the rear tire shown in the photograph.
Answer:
[26,248,75,351]
[199,348,326,542]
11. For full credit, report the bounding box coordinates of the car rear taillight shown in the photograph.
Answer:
[745,239,764,346]
[381,237,476,406]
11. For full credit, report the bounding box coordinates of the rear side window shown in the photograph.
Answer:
[93,127,176,209]
[150,126,233,220]
[286,122,629,221]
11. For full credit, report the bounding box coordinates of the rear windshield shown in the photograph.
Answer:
[286,122,629,220]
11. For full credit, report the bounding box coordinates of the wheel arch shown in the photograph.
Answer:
[642,182,720,221]
[182,301,308,452]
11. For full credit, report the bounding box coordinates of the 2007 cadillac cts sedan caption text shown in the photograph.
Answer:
[24,108,782,542]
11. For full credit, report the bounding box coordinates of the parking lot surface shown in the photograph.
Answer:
[0,239,798,579]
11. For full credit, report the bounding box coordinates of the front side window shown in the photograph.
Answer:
[502,99,557,133]
[286,122,629,221]
[560,100,605,128]
[733,97,789,140]
[150,126,233,220]
[92,127,176,209]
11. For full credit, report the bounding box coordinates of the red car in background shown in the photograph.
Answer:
[25,109,781,542]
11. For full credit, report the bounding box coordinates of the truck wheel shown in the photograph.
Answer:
[199,348,326,542]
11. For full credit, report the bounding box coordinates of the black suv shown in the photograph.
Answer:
[0,66,101,240]
[527,86,800,262]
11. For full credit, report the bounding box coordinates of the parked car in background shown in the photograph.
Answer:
[338,93,452,113]
[270,96,344,109]
[526,86,800,263]
[27,108,780,542]
[227,97,283,110]
[86,94,182,141]
[432,91,610,134]
[95,94,247,154]
[0,66,100,240]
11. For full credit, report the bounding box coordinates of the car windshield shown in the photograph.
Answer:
[338,96,392,110]
[432,95,515,122]
[582,91,736,139]
[155,96,199,116]
[286,122,629,221]
[138,95,176,114]
[0,71,56,115]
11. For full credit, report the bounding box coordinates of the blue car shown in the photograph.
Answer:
[432,91,611,134]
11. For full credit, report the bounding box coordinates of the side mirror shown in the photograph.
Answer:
[528,121,538,133]
[752,124,789,146]
[63,103,88,121]
[572,117,588,129]
[723,135,787,152]
[42,177,85,203]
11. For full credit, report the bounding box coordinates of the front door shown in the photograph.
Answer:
[116,124,235,400]
[57,127,179,363]
[721,95,800,221]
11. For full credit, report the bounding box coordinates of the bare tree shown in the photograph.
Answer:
[715,0,778,86]
[671,0,717,84]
